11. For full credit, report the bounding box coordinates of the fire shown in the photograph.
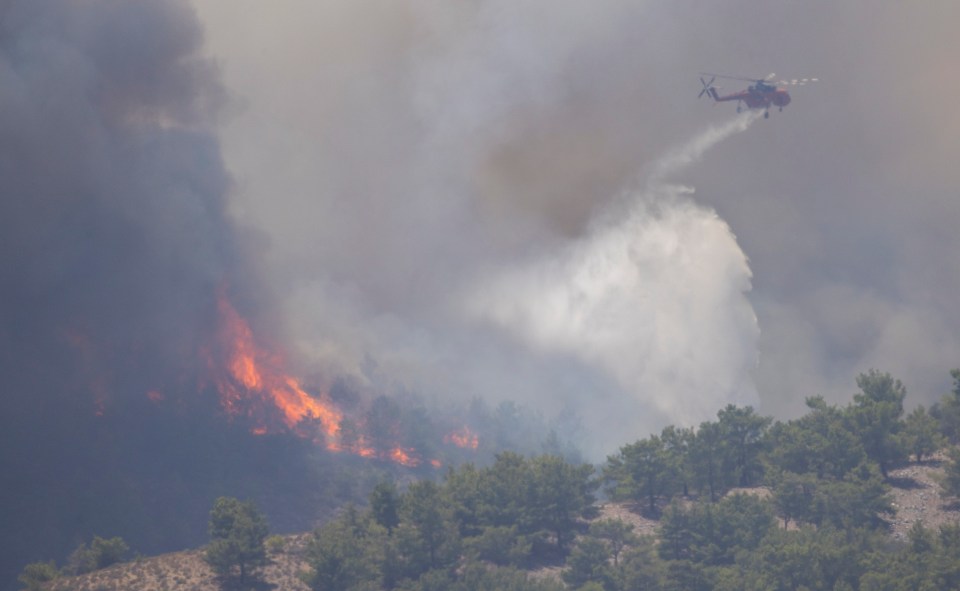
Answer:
[331,434,423,467]
[388,447,420,467]
[209,290,442,469]
[444,426,479,450]
[211,291,342,440]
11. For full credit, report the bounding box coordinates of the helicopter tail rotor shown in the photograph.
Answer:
[698,76,717,100]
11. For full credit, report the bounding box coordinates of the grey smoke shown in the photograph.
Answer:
[0,1,273,586]
[467,114,761,450]
[190,2,761,455]
[194,0,960,437]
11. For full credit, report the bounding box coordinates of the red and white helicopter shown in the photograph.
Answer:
[698,73,818,118]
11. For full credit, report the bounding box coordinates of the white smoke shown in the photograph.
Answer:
[193,2,765,454]
[467,114,761,437]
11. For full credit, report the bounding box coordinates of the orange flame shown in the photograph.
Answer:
[209,289,443,469]
[444,426,479,450]
[388,447,420,467]
[211,291,341,440]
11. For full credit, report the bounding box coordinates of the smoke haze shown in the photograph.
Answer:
[193,0,960,430]
[186,2,773,455]
[0,2,309,586]
[467,114,761,450]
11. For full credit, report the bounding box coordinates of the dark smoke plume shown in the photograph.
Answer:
[0,2,296,586]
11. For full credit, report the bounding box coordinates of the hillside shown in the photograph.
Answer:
[44,535,312,591]
[40,456,960,591]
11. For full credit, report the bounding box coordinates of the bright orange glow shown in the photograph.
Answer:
[430,459,443,468]
[444,426,479,449]
[146,390,164,403]
[211,290,342,440]
[209,289,442,468]
[388,447,420,467]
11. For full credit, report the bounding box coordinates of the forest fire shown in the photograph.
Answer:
[208,290,436,468]
[388,447,420,467]
[210,291,343,440]
[444,426,480,450]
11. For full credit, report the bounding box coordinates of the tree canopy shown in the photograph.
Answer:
[205,496,270,586]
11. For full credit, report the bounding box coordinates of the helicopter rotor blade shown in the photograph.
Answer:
[700,72,762,83]
[698,76,716,98]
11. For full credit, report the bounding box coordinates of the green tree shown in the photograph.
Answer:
[717,405,771,487]
[663,559,713,591]
[605,436,672,513]
[811,462,894,529]
[849,370,908,477]
[370,480,401,533]
[396,480,460,579]
[302,506,385,591]
[463,525,530,567]
[938,446,960,500]
[562,537,612,590]
[764,397,866,480]
[661,425,694,497]
[445,462,485,537]
[658,501,694,562]
[205,496,269,586]
[453,562,567,591]
[17,561,59,591]
[527,454,596,551]
[589,519,639,567]
[902,405,945,463]
[477,452,534,530]
[932,523,960,589]
[768,469,817,527]
[657,493,774,567]
[733,526,873,591]
[618,537,665,591]
[931,369,960,443]
[689,421,727,501]
[65,535,130,575]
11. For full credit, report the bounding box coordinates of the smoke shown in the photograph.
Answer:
[0,1,302,586]
[195,0,960,431]
[467,114,760,449]
[180,2,770,456]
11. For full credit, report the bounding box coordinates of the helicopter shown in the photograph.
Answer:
[698,73,818,118]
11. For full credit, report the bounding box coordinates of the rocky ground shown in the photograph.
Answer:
[886,454,960,540]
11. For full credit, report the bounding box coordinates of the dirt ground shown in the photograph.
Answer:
[46,534,312,591]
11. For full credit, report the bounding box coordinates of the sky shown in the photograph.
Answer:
[187,0,960,454]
